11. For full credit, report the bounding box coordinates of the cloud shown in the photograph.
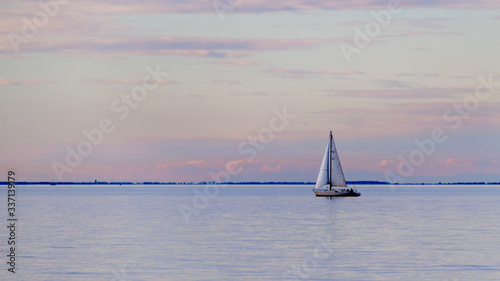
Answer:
[397,73,440,78]
[375,79,415,89]
[447,75,475,80]
[250,91,269,96]
[386,30,461,40]
[307,99,500,140]
[442,158,498,168]
[444,158,473,167]
[0,78,54,86]
[212,59,261,66]
[399,17,458,30]
[1,36,335,57]
[29,1,500,14]
[211,79,243,85]
[374,17,463,40]
[397,73,418,77]
[260,164,282,172]
[155,159,206,169]
[0,0,492,56]
[379,159,396,167]
[395,31,426,38]
[186,160,205,166]
[424,73,440,78]
[265,67,365,79]
[81,78,172,85]
[330,87,472,99]
[339,20,369,26]
[306,102,455,138]
[230,91,270,96]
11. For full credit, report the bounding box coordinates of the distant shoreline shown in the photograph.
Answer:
[1,181,499,186]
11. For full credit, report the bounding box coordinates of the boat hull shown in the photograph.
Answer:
[314,189,360,197]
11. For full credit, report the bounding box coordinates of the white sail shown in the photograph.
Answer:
[330,136,347,187]
[314,139,330,190]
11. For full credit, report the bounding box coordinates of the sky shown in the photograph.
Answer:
[1,0,500,183]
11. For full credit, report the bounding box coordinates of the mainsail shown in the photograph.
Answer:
[314,131,347,190]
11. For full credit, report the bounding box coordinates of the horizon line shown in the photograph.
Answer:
[2,180,500,186]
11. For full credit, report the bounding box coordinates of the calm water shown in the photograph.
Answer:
[2,184,500,280]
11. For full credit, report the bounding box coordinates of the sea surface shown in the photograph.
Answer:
[2,184,500,281]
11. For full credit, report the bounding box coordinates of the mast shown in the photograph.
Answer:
[329,131,332,190]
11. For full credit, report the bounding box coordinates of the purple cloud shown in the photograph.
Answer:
[0,78,54,86]
[56,0,500,13]
[2,36,335,57]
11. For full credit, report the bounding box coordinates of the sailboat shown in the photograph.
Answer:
[313,131,360,197]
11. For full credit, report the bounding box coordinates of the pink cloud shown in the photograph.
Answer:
[379,160,396,167]
[397,31,425,38]
[441,158,499,169]
[139,50,250,58]
[0,0,494,57]
[444,158,473,167]
[81,78,172,85]
[186,160,205,166]
[155,160,207,169]
[260,164,282,173]
[212,59,261,66]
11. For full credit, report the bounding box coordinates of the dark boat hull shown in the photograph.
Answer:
[314,189,360,197]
